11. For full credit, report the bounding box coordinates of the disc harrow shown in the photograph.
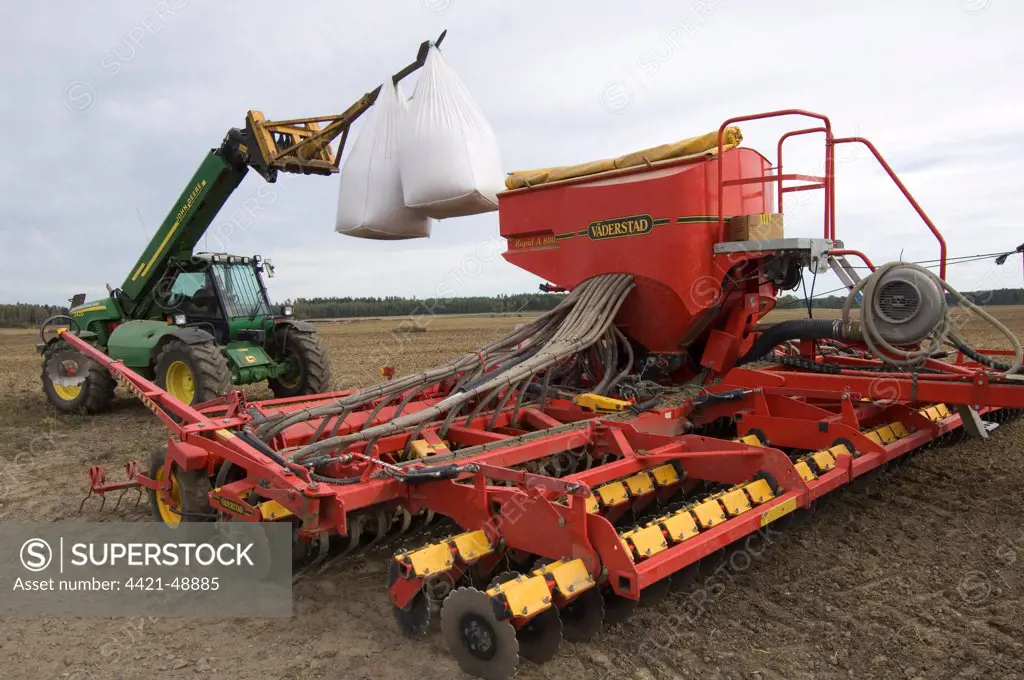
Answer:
[60,109,1024,680]
[384,400,1010,679]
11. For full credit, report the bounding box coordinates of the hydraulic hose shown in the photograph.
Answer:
[736,319,843,365]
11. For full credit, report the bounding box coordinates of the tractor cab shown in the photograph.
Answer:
[158,253,288,344]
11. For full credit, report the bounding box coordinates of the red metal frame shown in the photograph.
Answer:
[66,317,1024,594]
[64,111,1024,677]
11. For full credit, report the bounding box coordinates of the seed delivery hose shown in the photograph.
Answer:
[254,274,636,470]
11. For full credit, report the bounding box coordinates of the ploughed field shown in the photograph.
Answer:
[0,309,1022,679]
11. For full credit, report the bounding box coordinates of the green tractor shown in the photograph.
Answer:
[39,148,334,412]
[39,33,442,413]
[41,250,331,413]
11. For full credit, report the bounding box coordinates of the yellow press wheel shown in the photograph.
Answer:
[147,449,213,528]
[153,339,232,407]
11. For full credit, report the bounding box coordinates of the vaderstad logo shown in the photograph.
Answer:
[587,214,654,240]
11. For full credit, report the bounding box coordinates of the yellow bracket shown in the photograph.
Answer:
[487,573,551,618]
[624,472,655,497]
[743,479,775,504]
[573,393,632,412]
[922,404,951,422]
[810,450,837,473]
[451,530,494,562]
[533,558,595,597]
[410,439,448,458]
[658,510,699,542]
[625,525,668,560]
[406,541,454,577]
[872,425,897,444]
[718,487,753,517]
[794,461,816,482]
[596,481,629,506]
[405,529,494,577]
[829,443,852,458]
[258,499,293,521]
[650,464,680,486]
[691,499,726,529]
[619,536,635,562]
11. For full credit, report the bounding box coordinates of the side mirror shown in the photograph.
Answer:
[264,259,275,278]
[69,293,86,307]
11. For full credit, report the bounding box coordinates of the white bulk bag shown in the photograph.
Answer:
[335,81,432,240]
[400,46,504,219]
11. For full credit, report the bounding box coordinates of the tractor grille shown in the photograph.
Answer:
[876,280,920,323]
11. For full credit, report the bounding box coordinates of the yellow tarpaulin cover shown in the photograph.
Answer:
[505,126,743,190]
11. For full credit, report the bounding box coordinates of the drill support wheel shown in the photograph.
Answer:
[147,449,213,527]
[441,587,519,680]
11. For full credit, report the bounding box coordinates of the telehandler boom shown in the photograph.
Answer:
[40,32,446,413]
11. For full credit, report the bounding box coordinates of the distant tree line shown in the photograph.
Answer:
[290,293,567,320]
[777,287,1024,310]
[0,303,69,328]
[4,288,1022,328]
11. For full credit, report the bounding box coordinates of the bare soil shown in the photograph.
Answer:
[1,310,1022,680]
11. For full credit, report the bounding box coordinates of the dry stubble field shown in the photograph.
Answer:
[1,309,1023,680]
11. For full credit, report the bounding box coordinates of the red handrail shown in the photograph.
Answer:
[830,248,876,272]
[831,137,947,279]
[716,110,834,242]
[714,112,948,280]
[777,127,831,238]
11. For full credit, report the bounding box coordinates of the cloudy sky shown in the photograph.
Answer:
[3,0,1022,305]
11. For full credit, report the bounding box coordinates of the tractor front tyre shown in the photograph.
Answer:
[154,340,232,407]
[147,449,213,527]
[268,329,332,398]
[40,340,116,414]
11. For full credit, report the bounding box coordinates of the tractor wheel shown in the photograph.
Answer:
[147,449,213,527]
[40,339,116,414]
[267,328,332,398]
[154,340,232,406]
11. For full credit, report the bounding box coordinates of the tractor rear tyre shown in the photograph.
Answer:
[147,449,214,527]
[41,339,116,414]
[268,328,332,398]
[154,340,232,407]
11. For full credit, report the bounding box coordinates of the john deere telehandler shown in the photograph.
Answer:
[39,33,444,413]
